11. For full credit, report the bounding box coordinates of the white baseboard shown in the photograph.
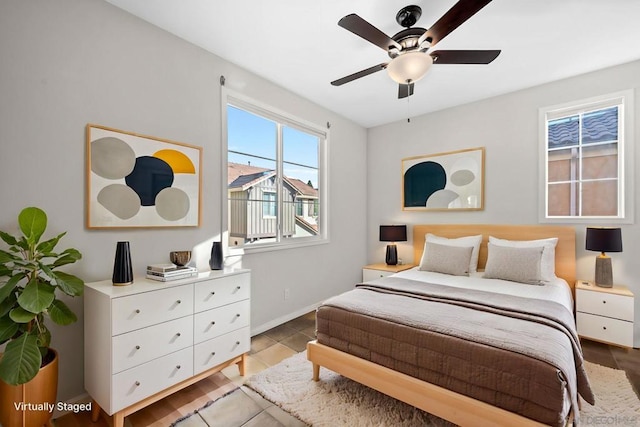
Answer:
[250,301,320,336]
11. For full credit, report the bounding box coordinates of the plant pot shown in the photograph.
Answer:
[0,348,58,427]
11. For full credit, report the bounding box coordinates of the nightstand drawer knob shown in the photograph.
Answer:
[135,381,140,386]
[603,326,607,330]
[135,345,140,350]
[602,300,606,304]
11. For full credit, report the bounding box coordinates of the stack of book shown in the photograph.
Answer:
[146,263,198,282]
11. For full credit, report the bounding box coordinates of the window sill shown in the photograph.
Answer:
[228,237,329,256]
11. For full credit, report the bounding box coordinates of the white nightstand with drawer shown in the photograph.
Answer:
[362,263,415,282]
[575,281,634,348]
[85,269,250,427]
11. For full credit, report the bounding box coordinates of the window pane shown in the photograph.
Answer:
[283,126,319,239]
[548,182,578,216]
[548,115,579,149]
[581,143,617,180]
[548,148,577,183]
[582,180,618,216]
[582,107,618,144]
[228,106,277,245]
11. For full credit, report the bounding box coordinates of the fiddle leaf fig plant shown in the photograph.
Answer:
[0,207,84,385]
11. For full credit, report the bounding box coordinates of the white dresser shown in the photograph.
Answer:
[575,280,634,348]
[84,269,250,427]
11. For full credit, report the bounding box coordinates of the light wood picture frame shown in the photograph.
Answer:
[86,124,202,228]
[402,147,485,211]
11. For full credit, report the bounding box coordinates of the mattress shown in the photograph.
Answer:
[315,270,593,426]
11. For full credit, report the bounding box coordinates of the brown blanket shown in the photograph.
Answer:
[320,276,594,423]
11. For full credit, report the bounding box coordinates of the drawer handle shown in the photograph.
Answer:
[135,345,140,350]
[135,309,141,314]
[135,381,140,386]
[211,351,216,356]
[603,326,607,330]
[236,286,241,290]
[236,313,241,318]
[176,300,181,304]
[602,300,607,304]
[176,332,181,337]
[211,291,216,295]
[236,341,240,345]
[176,365,181,369]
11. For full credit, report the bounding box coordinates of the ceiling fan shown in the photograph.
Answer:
[331,0,501,99]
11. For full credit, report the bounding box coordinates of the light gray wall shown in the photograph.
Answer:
[0,0,367,401]
[367,60,640,344]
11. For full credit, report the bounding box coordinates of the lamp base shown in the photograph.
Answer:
[385,244,398,266]
[594,255,613,288]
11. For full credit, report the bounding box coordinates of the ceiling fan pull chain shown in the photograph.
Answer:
[407,83,411,123]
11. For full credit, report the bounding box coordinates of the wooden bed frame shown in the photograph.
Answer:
[308,224,576,427]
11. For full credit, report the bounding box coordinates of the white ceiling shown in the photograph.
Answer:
[104,0,640,128]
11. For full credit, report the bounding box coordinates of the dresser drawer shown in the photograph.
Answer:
[112,284,193,335]
[363,269,393,282]
[193,327,250,375]
[194,273,250,312]
[112,316,193,374]
[111,347,193,413]
[576,289,633,321]
[194,299,250,344]
[576,312,633,347]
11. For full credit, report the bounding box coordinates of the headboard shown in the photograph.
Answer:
[413,224,576,291]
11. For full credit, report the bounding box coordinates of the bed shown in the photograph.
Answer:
[307,224,594,427]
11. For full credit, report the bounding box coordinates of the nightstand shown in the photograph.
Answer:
[363,263,415,282]
[575,280,634,348]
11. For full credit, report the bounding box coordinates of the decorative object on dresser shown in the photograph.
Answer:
[169,250,191,266]
[112,241,134,286]
[363,263,415,282]
[575,280,634,347]
[585,227,622,288]
[84,269,251,427]
[379,225,407,265]
[0,207,84,427]
[209,241,224,270]
[145,264,197,282]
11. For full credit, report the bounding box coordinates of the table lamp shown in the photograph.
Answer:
[379,225,407,266]
[585,227,622,288]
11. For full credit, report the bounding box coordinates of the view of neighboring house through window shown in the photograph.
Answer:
[542,94,627,219]
[226,101,325,248]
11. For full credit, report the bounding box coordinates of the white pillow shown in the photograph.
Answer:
[419,242,474,276]
[488,236,558,283]
[483,244,544,285]
[421,233,482,273]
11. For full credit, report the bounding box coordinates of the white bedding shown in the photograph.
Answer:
[390,267,574,312]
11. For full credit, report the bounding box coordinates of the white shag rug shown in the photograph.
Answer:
[245,351,640,426]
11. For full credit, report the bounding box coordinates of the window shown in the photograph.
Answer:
[539,91,634,223]
[224,92,327,249]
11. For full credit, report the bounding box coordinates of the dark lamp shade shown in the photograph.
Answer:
[379,225,407,242]
[585,227,623,253]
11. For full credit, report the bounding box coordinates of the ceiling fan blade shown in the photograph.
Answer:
[431,50,501,64]
[339,14,402,51]
[398,83,415,99]
[331,63,388,86]
[418,0,493,47]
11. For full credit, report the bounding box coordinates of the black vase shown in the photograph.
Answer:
[209,241,223,270]
[112,241,134,286]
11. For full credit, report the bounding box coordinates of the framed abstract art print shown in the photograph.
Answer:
[402,147,484,211]
[86,124,202,228]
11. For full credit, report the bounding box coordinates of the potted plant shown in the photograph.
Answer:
[0,206,84,427]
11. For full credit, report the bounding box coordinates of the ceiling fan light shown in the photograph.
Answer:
[387,51,433,84]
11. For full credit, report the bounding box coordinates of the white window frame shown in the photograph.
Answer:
[221,88,329,253]
[538,90,634,224]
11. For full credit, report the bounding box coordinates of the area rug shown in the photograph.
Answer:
[242,351,640,426]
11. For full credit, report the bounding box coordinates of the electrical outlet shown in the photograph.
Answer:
[284,288,290,300]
